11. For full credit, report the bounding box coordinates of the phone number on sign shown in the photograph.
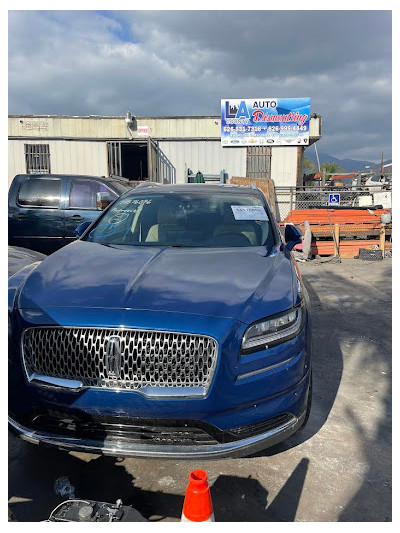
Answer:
[268,125,308,132]
[223,126,262,133]
[224,125,308,133]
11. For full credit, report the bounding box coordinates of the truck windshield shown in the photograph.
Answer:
[84,191,275,248]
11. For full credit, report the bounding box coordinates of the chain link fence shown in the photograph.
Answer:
[274,185,392,259]
[274,185,392,222]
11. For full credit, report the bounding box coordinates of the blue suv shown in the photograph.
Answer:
[8,184,311,459]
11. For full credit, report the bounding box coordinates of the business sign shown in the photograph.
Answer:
[328,193,340,206]
[137,125,149,137]
[221,98,311,146]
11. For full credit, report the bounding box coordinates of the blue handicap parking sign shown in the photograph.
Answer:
[328,193,340,206]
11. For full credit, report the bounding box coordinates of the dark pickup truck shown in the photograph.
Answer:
[8,174,134,254]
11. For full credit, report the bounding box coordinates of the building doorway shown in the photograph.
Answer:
[108,141,148,181]
[107,139,175,184]
[121,143,148,181]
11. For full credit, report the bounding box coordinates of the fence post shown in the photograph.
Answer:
[289,188,294,212]
[334,224,340,257]
[379,223,386,257]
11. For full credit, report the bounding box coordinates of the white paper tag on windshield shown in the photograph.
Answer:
[231,205,268,221]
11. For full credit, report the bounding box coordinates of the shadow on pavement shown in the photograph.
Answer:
[305,264,392,521]
[8,438,185,522]
[250,274,344,458]
[9,432,310,522]
[212,458,309,521]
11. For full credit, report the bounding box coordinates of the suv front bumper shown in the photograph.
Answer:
[8,411,305,460]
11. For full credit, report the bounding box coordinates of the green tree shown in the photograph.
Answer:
[320,162,345,178]
[303,156,315,175]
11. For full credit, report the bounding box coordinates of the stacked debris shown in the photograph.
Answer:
[281,208,392,259]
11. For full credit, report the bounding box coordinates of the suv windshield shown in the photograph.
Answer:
[84,190,275,248]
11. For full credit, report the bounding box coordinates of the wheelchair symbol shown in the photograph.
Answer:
[329,194,340,206]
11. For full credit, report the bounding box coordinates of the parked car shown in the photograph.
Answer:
[8,246,46,278]
[325,177,358,190]
[364,174,391,191]
[8,184,312,459]
[8,174,134,254]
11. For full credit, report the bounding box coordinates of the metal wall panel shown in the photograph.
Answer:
[9,116,222,140]
[8,140,26,186]
[309,116,322,138]
[9,115,321,142]
[157,140,246,184]
[270,146,299,187]
[8,137,304,189]
[8,140,108,187]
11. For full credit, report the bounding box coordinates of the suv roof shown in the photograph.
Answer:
[128,183,259,195]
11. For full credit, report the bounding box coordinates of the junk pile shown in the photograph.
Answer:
[14,470,216,522]
[281,208,392,259]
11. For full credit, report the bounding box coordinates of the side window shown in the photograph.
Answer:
[17,178,61,208]
[69,180,117,209]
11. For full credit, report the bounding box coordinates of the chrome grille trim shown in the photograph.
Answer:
[22,327,219,394]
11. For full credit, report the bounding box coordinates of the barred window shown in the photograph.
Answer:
[246,146,271,179]
[24,144,51,174]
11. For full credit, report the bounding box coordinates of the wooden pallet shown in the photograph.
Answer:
[311,240,392,258]
[283,208,390,225]
[281,208,392,258]
[288,222,392,238]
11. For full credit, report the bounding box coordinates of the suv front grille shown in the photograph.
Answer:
[22,327,218,393]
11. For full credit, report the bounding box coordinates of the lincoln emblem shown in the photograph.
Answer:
[106,336,121,379]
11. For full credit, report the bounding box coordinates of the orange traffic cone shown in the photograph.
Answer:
[181,469,215,522]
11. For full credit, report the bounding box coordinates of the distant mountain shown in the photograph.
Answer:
[370,159,392,172]
[304,150,381,173]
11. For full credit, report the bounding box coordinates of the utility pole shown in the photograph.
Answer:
[314,143,321,172]
[381,151,384,174]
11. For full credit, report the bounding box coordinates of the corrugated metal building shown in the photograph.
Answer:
[8,114,322,188]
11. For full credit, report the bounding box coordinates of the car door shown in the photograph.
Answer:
[8,175,67,254]
[64,178,118,244]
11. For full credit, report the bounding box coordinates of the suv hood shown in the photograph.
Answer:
[18,241,294,324]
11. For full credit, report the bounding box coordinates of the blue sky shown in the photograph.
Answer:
[8,10,392,161]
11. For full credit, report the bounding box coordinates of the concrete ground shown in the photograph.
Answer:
[8,258,392,522]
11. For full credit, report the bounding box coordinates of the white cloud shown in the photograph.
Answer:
[8,10,392,160]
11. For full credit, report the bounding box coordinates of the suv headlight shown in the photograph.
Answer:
[242,303,304,354]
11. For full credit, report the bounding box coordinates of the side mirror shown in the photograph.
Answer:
[75,221,91,238]
[96,192,113,210]
[285,224,303,251]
